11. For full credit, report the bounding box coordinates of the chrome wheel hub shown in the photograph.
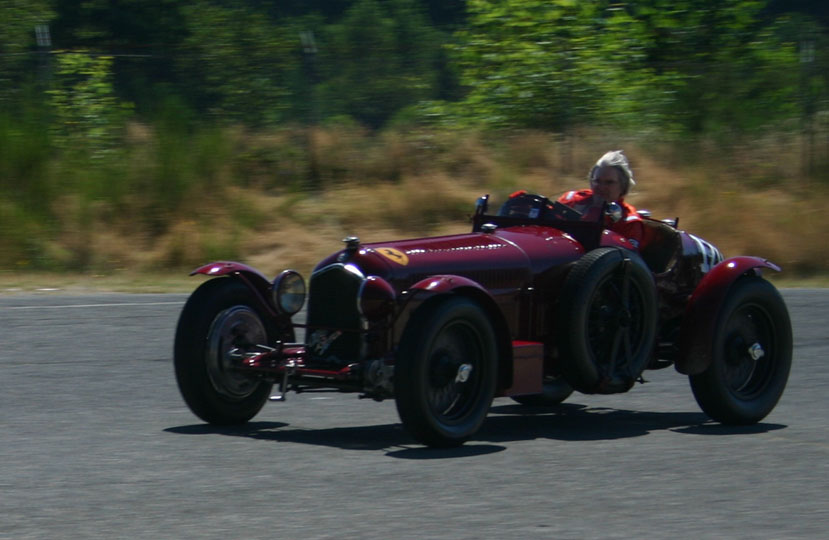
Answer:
[206,306,267,400]
[455,363,473,383]
[748,342,765,361]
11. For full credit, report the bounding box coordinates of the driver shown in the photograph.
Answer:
[558,150,644,247]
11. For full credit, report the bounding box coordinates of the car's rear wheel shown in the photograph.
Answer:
[557,248,657,394]
[689,277,792,424]
[395,297,497,448]
[174,278,275,425]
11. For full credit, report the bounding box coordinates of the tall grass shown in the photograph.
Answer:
[0,115,826,278]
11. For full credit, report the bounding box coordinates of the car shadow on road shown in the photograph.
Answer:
[167,420,410,451]
[165,402,786,458]
[483,403,786,442]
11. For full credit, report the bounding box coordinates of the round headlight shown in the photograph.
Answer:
[272,270,306,316]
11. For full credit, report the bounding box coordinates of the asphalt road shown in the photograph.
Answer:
[1,289,827,539]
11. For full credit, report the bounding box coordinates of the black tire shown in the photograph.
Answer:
[511,376,574,406]
[557,248,657,394]
[174,278,275,425]
[395,297,498,448]
[689,277,792,425]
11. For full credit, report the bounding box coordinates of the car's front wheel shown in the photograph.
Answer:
[689,276,792,424]
[395,297,497,448]
[174,278,275,425]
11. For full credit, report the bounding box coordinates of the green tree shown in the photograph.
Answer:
[176,2,302,125]
[631,0,800,134]
[450,0,658,131]
[0,0,55,104]
[49,0,186,113]
[317,0,444,128]
[47,52,131,155]
[450,0,801,135]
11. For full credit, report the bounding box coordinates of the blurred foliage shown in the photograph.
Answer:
[451,0,801,134]
[0,0,55,103]
[316,0,443,128]
[449,1,653,130]
[0,0,828,272]
[47,52,132,155]
[0,0,823,133]
[175,2,301,126]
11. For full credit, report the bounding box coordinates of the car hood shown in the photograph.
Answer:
[317,225,585,291]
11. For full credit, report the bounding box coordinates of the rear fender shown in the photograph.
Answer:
[190,261,278,319]
[599,229,638,251]
[676,256,781,375]
[395,275,515,391]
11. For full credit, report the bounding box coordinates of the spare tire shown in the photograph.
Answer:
[557,248,657,394]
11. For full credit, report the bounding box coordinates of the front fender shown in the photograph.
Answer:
[190,261,278,318]
[409,274,488,295]
[395,275,494,330]
[676,256,781,375]
[191,261,270,281]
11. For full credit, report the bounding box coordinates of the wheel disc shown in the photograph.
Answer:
[425,320,485,423]
[722,303,776,399]
[394,297,497,447]
[206,306,267,400]
[585,264,648,385]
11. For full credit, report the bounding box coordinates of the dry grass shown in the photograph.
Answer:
[236,132,827,280]
[3,126,827,290]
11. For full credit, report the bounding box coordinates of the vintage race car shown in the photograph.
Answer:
[174,193,793,447]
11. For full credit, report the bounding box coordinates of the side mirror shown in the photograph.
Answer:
[475,194,489,216]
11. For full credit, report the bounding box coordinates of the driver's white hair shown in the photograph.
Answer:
[589,150,635,195]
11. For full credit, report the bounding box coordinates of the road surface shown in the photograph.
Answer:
[1,289,827,539]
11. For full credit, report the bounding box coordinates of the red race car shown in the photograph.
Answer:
[174,193,792,448]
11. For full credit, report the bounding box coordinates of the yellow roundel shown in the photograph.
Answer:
[375,247,409,266]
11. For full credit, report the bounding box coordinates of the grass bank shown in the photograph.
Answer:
[1,121,827,288]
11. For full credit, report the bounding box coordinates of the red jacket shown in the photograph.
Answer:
[557,189,644,247]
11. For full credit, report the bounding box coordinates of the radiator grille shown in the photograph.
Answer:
[306,264,364,365]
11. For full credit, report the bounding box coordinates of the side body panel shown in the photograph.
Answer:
[331,227,585,340]
[316,227,585,391]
